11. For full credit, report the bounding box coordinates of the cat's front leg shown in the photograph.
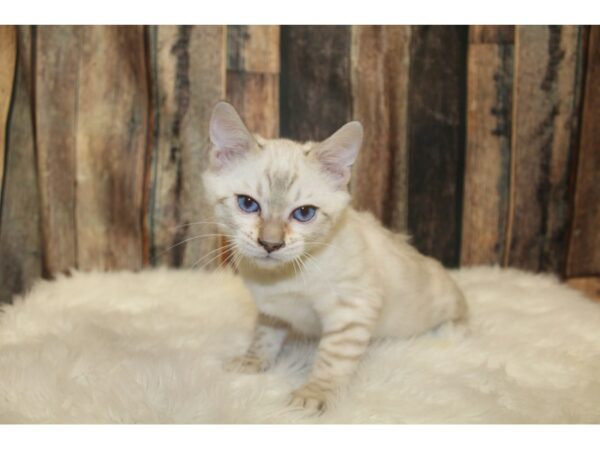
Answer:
[290,299,378,413]
[224,313,290,374]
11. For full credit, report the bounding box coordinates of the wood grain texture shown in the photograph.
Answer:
[147,26,226,268]
[506,26,585,273]
[567,277,600,302]
[35,26,79,274]
[461,26,514,266]
[0,26,42,303]
[350,26,411,231]
[469,25,515,45]
[0,26,16,203]
[280,26,352,141]
[407,26,468,268]
[75,26,148,270]
[567,26,600,277]
[226,25,279,138]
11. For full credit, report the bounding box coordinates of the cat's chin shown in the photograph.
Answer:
[245,254,292,270]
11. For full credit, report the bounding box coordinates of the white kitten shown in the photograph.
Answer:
[202,102,467,414]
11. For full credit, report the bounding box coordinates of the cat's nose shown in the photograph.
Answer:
[257,238,285,253]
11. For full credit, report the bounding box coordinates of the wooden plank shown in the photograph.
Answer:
[567,26,600,277]
[505,26,585,273]
[350,25,411,231]
[35,26,79,274]
[567,277,600,303]
[147,25,226,268]
[226,25,279,138]
[461,26,514,266]
[280,26,352,141]
[227,25,279,75]
[0,26,42,303]
[469,25,515,44]
[407,26,468,268]
[75,26,148,270]
[0,25,16,204]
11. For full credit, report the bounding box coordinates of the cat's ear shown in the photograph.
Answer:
[209,101,257,170]
[311,121,363,187]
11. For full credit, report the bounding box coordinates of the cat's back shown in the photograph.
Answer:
[345,208,466,338]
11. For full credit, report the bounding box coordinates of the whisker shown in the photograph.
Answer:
[191,242,237,270]
[290,256,299,280]
[151,234,235,265]
[169,220,229,231]
[216,248,236,271]
[158,233,231,256]
[295,255,309,287]
[230,250,243,272]
[196,246,236,272]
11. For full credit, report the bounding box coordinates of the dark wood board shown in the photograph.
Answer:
[0,27,43,303]
[280,26,352,141]
[567,26,600,277]
[406,26,468,268]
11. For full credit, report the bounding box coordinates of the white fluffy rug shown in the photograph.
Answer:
[0,266,599,424]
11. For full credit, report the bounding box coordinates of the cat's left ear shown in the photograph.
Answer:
[209,101,257,170]
[311,121,363,187]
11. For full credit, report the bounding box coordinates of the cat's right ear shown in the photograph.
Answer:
[209,101,256,170]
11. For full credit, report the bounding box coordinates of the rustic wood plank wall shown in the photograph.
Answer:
[406,26,468,268]
[461,26,514,266]
[1,25,599,304]
[227,25,280,138]
[0,26,16,203]
[505,26,585,273]
[280,26,352,141]
[147,25,226,269]
[567,26,600,278]
[35,26,79,274]
[350,26,410,232]
[0,26,42,304]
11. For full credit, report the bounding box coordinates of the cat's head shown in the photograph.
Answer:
[202,101,363,269]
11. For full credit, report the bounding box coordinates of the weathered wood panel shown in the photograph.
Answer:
[567,26,600,277]
[0,26,42,303]
[226,25,279,138]
[280,26,352,141]
[567,277,600,302]
[75,26,148,270]
[407,26,468,268]
[350,26,411,231]
[505,26,585,273]
[147,25,226,268]
[1,24,597,292]
[461,26,514,266]
[0,26,16,203]
[35,26,79,274]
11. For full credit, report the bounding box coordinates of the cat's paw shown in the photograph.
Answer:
[288,383,329,415]
[223,355,271,374]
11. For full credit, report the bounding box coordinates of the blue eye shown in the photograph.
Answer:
[237,195,260,213]
[292,205,317,222]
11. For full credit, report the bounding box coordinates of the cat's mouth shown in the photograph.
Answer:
[247,250,293,267]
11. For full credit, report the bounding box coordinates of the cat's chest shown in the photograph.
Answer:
[244,282,322,336]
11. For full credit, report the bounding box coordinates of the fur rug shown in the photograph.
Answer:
[0,266,599,424]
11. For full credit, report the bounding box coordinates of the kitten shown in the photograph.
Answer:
[202,101,467,414]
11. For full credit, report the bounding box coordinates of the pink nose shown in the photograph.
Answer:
[257,239,285,253]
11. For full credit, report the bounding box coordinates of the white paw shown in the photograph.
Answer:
[223,355,271,374]
[288,383,329,415]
